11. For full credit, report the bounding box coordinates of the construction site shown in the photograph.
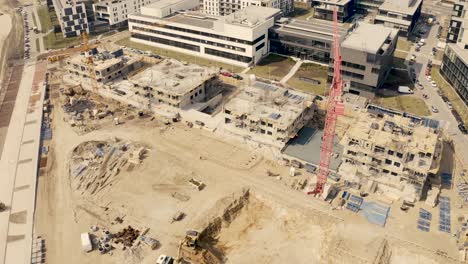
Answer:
[16,9,466,264]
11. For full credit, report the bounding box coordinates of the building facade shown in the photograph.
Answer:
[201,0,293,16]
[269,18,350,64]
[447,0,468,45]
[329,23,398,97]
[374,0,422,36]
[51,0,90,37]
[341,109,443,201]
[312,0,355,22]
[440,44,468,104]
[129,3,279,67]
[93,0,157,28]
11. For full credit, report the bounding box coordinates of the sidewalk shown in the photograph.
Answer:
[0,60,47,264]
[280,60,302,84]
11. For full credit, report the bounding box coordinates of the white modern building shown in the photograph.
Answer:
[201,0,293,16]
[51,0,89,37]
[129,1,280,67]
[93,0,158,28]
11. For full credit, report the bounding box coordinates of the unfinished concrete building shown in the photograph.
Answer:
[223,82,314,148]
[66,48,143,83]
[109,59,220,110]
[340,110,443,201]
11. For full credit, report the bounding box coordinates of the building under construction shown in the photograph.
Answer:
[223,82,314,148]
[339,109,443,201]
[65,48,143,83]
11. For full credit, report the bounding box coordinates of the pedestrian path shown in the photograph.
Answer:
[280,60,302,84]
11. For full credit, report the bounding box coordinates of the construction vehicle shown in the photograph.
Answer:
[184,230,200,248]
[308,7,344,196]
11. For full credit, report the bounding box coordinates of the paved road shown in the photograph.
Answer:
[406,21,468,167]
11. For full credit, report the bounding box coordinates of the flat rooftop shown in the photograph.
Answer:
[68,49,139,71]
[342,23,397,53]
[346,112,440,156]
[272,18,351,42]
[129,58,217,95]
[379,0,422,15]
[224,82,312,128]
[141,5,279,28]
[313,0,352,6]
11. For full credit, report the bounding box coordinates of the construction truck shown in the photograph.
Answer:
[184,230,200,248]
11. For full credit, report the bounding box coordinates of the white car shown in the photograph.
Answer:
[431,106,439,113]
[156,255,174,264]
[431,81,437,87]
[426,75,432,81]
[447,102,453,110]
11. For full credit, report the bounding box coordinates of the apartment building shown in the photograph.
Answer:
[312,0,355,22]
[93,0,158,28]
[441,0,468,105]
[129,3,279,67]
[341,109,443,200]
[51,0,89,37]
[202,0,293,16]
[330,23,398,97]
[66,48,143,83]
[223,82,314,148]
[374,0,422,36]
[269,18,351,64]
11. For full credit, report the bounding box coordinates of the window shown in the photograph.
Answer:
[131,33,200,52]
[394,162,400,167]
[256,42,265,51]
[225,109,231,114]
[383,169,389,173]
[385,159,391,165]
[372,68,380,74]
[260,129,265,134]
[225,118,231,123]
[391,172,397,176]
[267,123,272,127]
[388,150,394,155]
[396,152,403,158]
[267,131,272,135]
[205,48,252,63]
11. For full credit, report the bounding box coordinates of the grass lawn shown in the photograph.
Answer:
[289,3,314,20]
[37,5,55,32]
[247,54,295,81]
[394,50,408,59]
[287,63,328,95]
[431,66,468,124]
[116,37,244,72]
[43,32,82,50]
[396,38,412,52]
[375,95,430,116]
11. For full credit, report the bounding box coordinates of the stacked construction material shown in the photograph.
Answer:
[417,208,432,232]
[360,201,390,227]
[457,183,468,203]
[439,196,451,233]
[346,195,363,213]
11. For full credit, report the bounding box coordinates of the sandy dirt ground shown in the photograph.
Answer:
[32,73,468,264]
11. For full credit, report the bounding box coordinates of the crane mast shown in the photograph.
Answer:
[308,7,344,195]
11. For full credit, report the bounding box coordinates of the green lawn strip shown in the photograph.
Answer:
[287,63,328,95]
[431,67,468,124]
[375,95,430,116]
[247,54,295,81]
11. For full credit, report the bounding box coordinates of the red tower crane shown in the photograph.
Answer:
[308,7,345,195]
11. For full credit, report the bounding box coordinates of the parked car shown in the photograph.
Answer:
[426,75,432,81]
[447,102,453,109]
[221,71,233,77]
[156,255,174,264]
[431,106,439,113]
[458,123,468,134]
[431,81,437,87]
[232,74,243,80]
